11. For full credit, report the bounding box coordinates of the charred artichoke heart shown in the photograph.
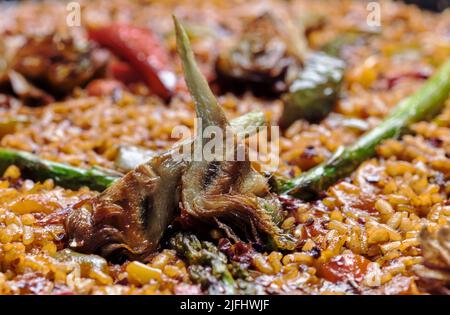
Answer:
[12,34,107,96]
[65,152,184,260]
[169,232,236,294]
[64,114,265,260]
[64,110,266,260]
[169,232,264,294]
[175,16,296,250]
[65,17,294,261]
[7,70,54,106]
[216,12,303,94]
[279,52,345,128]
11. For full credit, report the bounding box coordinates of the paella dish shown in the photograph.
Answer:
[0,0,450,295]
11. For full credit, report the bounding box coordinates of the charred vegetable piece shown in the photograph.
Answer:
[8,70,54,106]
[88,24,176,100]
[66,153,184,260]
[216,12,305,94]
[170,232,235,294]
[175,16,296,250]
[64,18,270,261]
[414,224,450,295]
[170,233,263,294]
[65,109,268,260]
[279,52,345,128]
[0,148,120,191]
[11,34,107,96]
[276,57,450,200]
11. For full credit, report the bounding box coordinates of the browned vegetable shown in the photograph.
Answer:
[216,12,305,94]
[175,16,296,250]
[65,112,267,260]
[7,70,54,106]
[65,111,267,260]
[414,223,450,295]
[65,151,185,260]
[11,34,107,97]
[65,18,295,260]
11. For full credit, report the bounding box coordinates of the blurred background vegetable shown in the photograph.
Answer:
[169,232,264,294]
[215,11,305,95]
[279,52,345,128]
[11,34,107,98]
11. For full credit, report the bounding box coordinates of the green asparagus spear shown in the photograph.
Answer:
[169,232,236,294]
[0,148,121,191]
[169,232,263,294]
[0,111,266,191]
[114,111,267,172]
[277,57,450,200]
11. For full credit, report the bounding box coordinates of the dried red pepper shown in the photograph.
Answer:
[109,60,141,85]
[88,24,176,100]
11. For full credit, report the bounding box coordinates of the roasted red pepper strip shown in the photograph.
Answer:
[88,24,175,100]
[109,60,141,84]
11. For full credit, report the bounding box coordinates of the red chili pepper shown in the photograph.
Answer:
[88,24,176,100]
[109,60,141,84]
